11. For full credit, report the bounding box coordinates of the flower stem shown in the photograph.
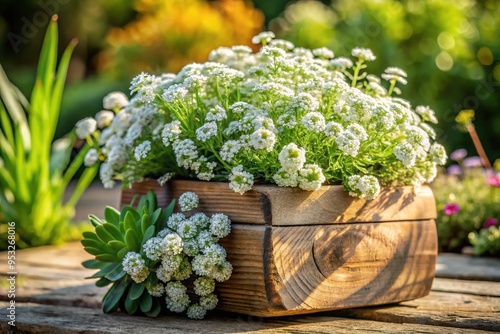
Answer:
[467,123,492,169]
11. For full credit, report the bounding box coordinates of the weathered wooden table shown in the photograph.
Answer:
[0,242,498,333]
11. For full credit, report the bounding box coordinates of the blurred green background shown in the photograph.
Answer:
[0,0,498,162]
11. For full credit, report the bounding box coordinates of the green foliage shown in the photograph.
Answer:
[469,226,500,257]
[0,18,98,249]
[432,168,500,254]
[82,191,172,316]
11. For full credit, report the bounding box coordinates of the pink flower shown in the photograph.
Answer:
[447,164,462,175]
[450,149,467,161]
[443,203,460,216]
[463,156,483,168]
[487,175,500,187]
[484,218,498,229]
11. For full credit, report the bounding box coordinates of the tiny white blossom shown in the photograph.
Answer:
[346,123,368,141]
[95,110,115,128]
[351,47,376,61]
[336,130,361,157]
[187,304,207,319]
[298,164,326,191]
[143,237,164,261]
[206,106,227,121]
[178,192,199,212]
[330,57,354,69]
[252,31,276,45]
[84,148,99,167]
[228,165,254,195]
[134,140,151,161]
[394,142,417,167]
[278,143,306,172]
[347,175,380,200]
[157,172,174,186]
[75,117,97,139]
[193,276,216,296]
[199,294,218,311]
[210,213,231,239]
[122,252,148,283]
[161,120,182,147]
[147,283,165,297]
[273,168,299,187]
[301,112,326,132]
[103,91,129,110]
[429,143,447,165]
[415,105,438,124]
[210,260,233,282]
[313,47,334,59]
[324,122,344,138]
[162,233,183,256]
[249,128,276,152]
[174,139,199,169]
[196,122,218,142]
[220,140,242,163]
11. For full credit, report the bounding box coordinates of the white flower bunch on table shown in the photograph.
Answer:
[121,192,232,319]
[76,32,447,199]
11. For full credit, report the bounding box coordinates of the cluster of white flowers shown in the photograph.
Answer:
[121,191,231,319]
[80,32,447,199]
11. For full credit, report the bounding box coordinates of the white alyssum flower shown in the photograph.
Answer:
[157,172,174,186]
[336,130,361,157]
[351,47,376,61]
[429,143,447,165]
[99,162,115,189]
[394,142,417,167]
[143,236,164,261]
[199,294,218,311]
[122,252,148,283]
[249,128,276,152]
[167,213,186,231]
[196,121,218,142]
[330,57,354,69]
[252,31,276,44]
[162,233,183,256]
[177,219,198,239]
[210,260,233,282]
[348,175,381,200]
[103,91,129,110]
[298,164,326,191]
[165,281,190,313]
[147,283,165,297]
[220,140,242,163]
[346,123,368,141]
[278,143,306,172]
[161,120,182,147]
[84,148,99,167]
[174,139,199,169]
[178,192,199,212]
[75,117,97,139]
[406,126,431,152]
[313,47,334,59]
[134,140,151,161]
[110,110,131,134]
[194,276,216,296]
[210,213,231,239]
[206,105,227,121]
[324,122,344,138]
[228,165,254,195]
[187,304,207,320]
[415,105,438,124]
[95,110,115,128]
[273,168,299,187]
[301,112,326,133]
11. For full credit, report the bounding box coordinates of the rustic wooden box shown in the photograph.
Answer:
[121,179,438,317]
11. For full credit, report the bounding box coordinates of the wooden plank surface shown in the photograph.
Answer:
[139,180,437,225]
[1,243,499,333]
[0,302,494,334]
[436,253,500,281]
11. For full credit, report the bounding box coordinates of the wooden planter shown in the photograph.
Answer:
[121,179,438,317]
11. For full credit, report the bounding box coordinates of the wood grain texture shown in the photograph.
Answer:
[123,180,437,225]
[335,290,500,332]
[216,220,437,316]
[1,302,494,334]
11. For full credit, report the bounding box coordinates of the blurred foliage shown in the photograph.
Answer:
[272,0,500,162]
[469,226,500,257]
[96,0,265,80]
[432,168,500,254]
[0,19,98,249]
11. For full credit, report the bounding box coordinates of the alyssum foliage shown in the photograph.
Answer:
[0,17,98,249]
[82,191,232,319]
